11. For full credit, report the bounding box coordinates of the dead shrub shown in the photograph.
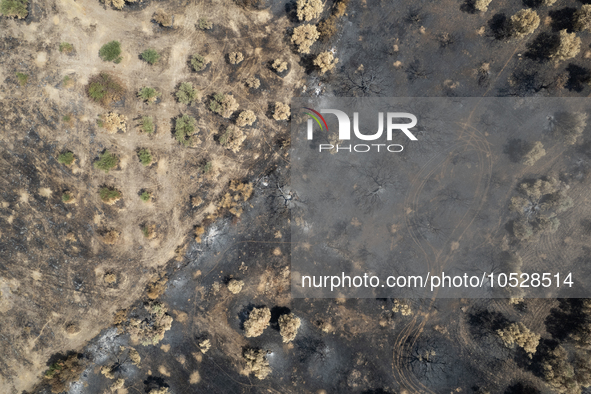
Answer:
[291,24,319,54]
[236,110,257,127]
[273,102,290,120]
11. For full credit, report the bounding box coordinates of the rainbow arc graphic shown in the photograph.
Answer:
[303,108,328,133]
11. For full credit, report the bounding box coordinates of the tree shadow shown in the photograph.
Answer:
[566,63,591,92]
[489,14,512,40]
[524,32,558,61]
[548,8,577,32]
[503,138,531,163]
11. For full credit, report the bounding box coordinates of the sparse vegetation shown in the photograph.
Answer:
[549,29,581,62]
[473,0,491,12]
[198,17,212,30]
[62,75,74,88]
[141,48,161,65]
[138,148,153,166]
[318,16,337,40]
[0,0,28,18]
[548,111,587,145]
[314,51,339,74]
[574,5,591,32]
[174,114,197,146]
[497,322,540,357]
[141,116,154,134]
[99,112,126,133]
[140,191,152,202]
[227,279,244,294]
[191,53,208,71]
[152,9,172,27]
[509,177,572,241]
[61,191,74,203]
[209,93,239,118]
[43,354,84,393]
[296,0,323,21]
[59,42,74,54]
[510,9,540,38]
[16,72,27,86]
[244,307,271,337]
[99,186,121,204]
[217,180,254,217]
[87,72,125,106]
[127,301,173,346]
[273,102,290,120]
[243,348,271,380]
[199,339,211,353]
[522,141,546,166]
[101,0,139,10]
[228,51,244,65]
[291,24,319,54]
[138,87,160,104]
[94,150,119,173]
[142,224,156,239]
[245,76,260,89]
[57,151,75,165]
[272,59,288,72]
[236,110,257,127]
[392,299,412,316]
[99,40,122,63]
[176,82,199,105]
[219,125,246,153]
[278,313,301,343]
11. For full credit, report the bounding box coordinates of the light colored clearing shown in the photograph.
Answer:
[1,202,9,208]
[173,310,188,323]
[53,15,59,25]
[189,370,201,384]
[272,247,281,256]
[7,215,14,224]
[35,52,48,67]
[158,365,170,377]
[31,271,42,281]
[44,85,60,102]
[93,214,102,225]
[176,354,186,365]
[19,190,29,204]
[160,344,170,352]
[192,352,203,363]
[38,187,52,198]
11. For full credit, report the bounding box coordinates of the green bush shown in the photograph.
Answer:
[57,151,75,165]
[138,148,153,166]
[201,161,212,174]
[59,42,74,54]
[62,114,71,122]
[16,72,27,86]
[176,82,199,104]
[141,116,154,134]
[94,150,119,173]
[87,72,124,106]
[62,192,73,203]
[198,17,212,30]
[175,114,197,146]
[141,48,160,65]
[140,191,152,202]
[44,362,63,379]
[209,93,225,113]
[191,54,207,71]
[99,187,121,203]
[138,87,160,104]
[99,41,122,63]
[0,0,28,18]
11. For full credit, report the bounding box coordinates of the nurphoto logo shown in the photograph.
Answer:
[304,107,418,153]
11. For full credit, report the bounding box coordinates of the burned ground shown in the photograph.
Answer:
[2,0,591,393]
